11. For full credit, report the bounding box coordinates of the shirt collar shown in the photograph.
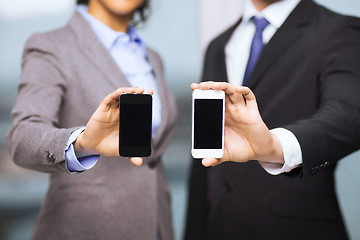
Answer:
[243,0,301,28]
[77,5,145,52]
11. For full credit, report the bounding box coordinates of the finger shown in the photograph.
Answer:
[105,88,134,105]
[198,82,240,100]
[212,82,236,94]
[196,81,218,90]
[229,89,247,107]
[200,82,244,106]
[101,92,119,108]
[105,87,146,104]
[225,94,232,107]
[191,83,199,90]
[123,87,143,94]
[145,89,154,95]
[129,157,143,166]
[193,82,234,93]
[197,81,226,91]
[202,158,222,167]
[235,86,257,107]
[133,87,145,94]
[235,86,254,100]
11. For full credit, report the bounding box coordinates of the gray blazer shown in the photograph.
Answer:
[6,11,178,240]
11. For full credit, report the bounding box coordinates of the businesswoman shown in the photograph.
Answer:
[6,0,178,239]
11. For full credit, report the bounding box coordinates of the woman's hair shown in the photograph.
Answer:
[77,0,150,26]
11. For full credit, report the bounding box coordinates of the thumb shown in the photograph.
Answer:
[202,158,221,167]
[129,157,143,166]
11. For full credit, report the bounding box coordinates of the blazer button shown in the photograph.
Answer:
[223,182,234,193]
[311,166,319,175]
[148,160,158,169]
[47,152,56,164]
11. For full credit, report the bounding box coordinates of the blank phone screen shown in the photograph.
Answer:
[194,99,223,149]
[119,94,152,157]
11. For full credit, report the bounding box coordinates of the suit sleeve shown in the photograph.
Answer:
[6,34,76,174]
[284,17,360,177]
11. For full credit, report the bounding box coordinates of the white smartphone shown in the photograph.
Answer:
[191,89,225,159]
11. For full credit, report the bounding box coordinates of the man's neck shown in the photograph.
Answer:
[251,0,281,11]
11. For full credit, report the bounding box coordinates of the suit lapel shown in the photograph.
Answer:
[146,49,169,148]
[207,18,243,83]
[68,11,131,89]
[247,0,313,88]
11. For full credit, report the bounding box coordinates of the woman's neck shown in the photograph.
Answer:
[88,1,131,32]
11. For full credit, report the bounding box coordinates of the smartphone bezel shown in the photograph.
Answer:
[191,89,225,159]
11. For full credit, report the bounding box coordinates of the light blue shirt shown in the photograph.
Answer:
[65,6,162,172]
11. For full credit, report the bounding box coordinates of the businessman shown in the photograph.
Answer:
[185,0,360,239]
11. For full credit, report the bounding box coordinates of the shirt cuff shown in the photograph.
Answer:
[259,128,303,175]
[65,127,100,173]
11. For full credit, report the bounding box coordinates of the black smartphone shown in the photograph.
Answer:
[119,94,152,157]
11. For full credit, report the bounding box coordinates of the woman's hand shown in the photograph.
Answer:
[191,82,284,167]
[74,87,153,166]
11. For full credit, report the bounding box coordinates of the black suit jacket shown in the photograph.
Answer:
[185,1,360,239]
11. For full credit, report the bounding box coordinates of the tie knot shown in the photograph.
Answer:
[252,17,269,32]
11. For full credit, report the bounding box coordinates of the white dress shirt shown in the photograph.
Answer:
[225,0,302,174]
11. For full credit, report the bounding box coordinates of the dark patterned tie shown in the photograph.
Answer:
[243,17,269,86]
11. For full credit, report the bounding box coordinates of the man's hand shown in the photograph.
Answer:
[191,82,284,167]
[74,87,153,166]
